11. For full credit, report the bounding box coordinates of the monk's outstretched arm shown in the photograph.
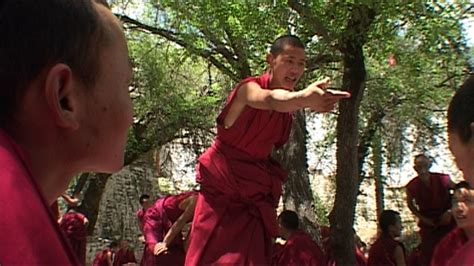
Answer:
[154,195,197,256]
[223,77,350,128]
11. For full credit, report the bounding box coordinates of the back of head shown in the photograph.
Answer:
[448,74,474,143]
[379,210,400,234]
[0,0,107,126]
[278,210,299,230]
[270,35,305,56]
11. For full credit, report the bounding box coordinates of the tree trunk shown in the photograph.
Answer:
[276,110,319,240]
[373,132,385,220]
[329,5,375,265]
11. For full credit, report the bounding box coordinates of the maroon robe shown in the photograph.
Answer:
[59,211,88,265]
[185,73,292,265]
[447,237,474,265]
[142,191,196,266]
[431,228,468,266]
[271,231,324,266]
[0,129,78,264]
[93,248,114,266]
[137,208,149,266]
[406,173,455,265]
[113,248,137,266]
[368,234,405,266]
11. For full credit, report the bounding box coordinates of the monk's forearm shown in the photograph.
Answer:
[163,220,186,246]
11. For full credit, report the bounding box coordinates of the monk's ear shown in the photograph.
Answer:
[266,53,275,68]
[43,64,81,130]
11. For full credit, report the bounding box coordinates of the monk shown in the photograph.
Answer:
[368,210,406,266]
[0,0,133,264]
[431,181,472,265]
[443,74,474,265]
[114,239,138,266]
[405,154,455,265]
[323,227,367,266]
[185,35,350,265]
[137,194,153,265]
[59,210,89,264]
[142,191,197,265]
[271,210,324,266]
[93,241,119,266]
[137,194,153,232]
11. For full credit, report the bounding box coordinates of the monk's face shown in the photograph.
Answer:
[141,199,152,210]
[267,45,305,91]
[77,5,133,173]
[413,155,431,175]
[389,217,402,238]
[452,188,474,230]
[449,130,474,185]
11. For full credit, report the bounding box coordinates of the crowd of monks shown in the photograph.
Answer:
[1,0,473,265]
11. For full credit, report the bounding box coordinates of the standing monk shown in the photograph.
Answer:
[137,194,153,265]
[0,0,133,264]
[185,35,350,265]
[405,154,455,265]
[142,191,197,265]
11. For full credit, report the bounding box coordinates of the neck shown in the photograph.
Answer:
[464,227,474,239]
[7,125,77,205]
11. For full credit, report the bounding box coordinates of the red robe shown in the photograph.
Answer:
[368,234,405,266]
[431,228,468,266]
[93,249,114,266]
[185,73,292,265]
[271,231,324,266]
[113,248,137,266]
[137,208,149,266]
[447,237,474,265]
[406,173,455,265]
[0,129,78,264]
[142,191,196,266]
[59,211,88,265]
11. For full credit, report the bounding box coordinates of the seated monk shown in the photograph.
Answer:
[368,210,406,266]
[142,191,197,265]
[431,181,473,265]
[93,241,119,266]
[271,210,324,266]
[113,239,137,266]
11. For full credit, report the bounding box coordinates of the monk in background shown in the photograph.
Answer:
[271,210,324,266]
[368,210,406,266]
[405,154,455,265]
[114,239,138,266]
[142,191,197,265]
[136,194,153,265]
[185,34,350,265]
[93,241,119,266]
[0,0,133,264]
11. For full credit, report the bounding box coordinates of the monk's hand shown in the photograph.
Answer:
[154,242,168,256]
[302,77,351,112]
